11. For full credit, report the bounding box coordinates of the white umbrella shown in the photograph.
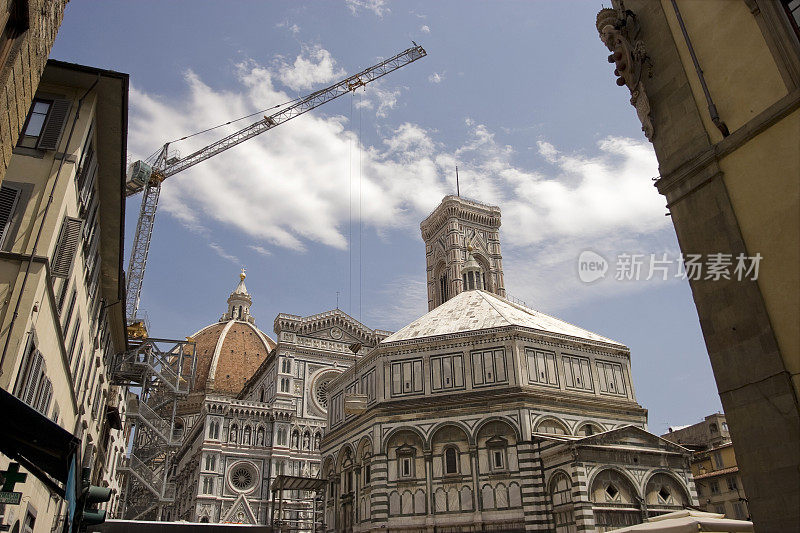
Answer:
[611,510,754,532]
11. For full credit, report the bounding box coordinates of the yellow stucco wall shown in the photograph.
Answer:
[661,0,789,143]
[719,109,800,394]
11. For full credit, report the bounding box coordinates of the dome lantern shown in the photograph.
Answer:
[221,268,255,323]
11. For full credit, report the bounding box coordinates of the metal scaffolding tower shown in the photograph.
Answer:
[112,336,197,520]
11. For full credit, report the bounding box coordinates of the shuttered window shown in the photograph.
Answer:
[391,358,424,396]
[15,342,51,414]
[0,185,20,248]
[525,348,559,387]
[36,99,71,150]
[431,353,464,391]
[471,348,507,387]
[61,288,77,333]
[596,360,627,396]
[562,355,594,392]
[67,320,81,367]
[51,217,83,278]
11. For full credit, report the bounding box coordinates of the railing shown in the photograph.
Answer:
[115,336,196,519]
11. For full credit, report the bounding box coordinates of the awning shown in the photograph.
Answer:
[271,475,326,491]
[0,387,80,486]
[612,510,754,532]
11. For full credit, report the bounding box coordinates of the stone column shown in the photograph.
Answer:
[470,445,481,514]
[570,462,596,532]
[354,464,361,525]
[424,451,434,515]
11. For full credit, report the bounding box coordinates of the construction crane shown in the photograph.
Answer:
[124,44,426,334]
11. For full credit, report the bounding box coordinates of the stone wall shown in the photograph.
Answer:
[0,0,68,184]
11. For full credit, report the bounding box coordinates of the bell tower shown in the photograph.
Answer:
[420,196,505,311]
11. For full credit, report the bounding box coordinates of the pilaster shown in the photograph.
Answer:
[517,440,549,531]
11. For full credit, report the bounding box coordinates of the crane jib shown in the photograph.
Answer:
[160,45,426,179]
[124,44,427,323]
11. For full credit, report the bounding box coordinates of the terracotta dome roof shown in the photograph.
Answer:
[189,319,276,396]
[186,271,276,397]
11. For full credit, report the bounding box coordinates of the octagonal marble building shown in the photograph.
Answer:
[321,197,698,532]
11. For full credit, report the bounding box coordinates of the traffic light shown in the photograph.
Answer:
[74,467,112,531]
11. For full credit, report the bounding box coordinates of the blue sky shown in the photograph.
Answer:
[51,0,722,433]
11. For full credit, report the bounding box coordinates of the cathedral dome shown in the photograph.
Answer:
[188,271,276,397]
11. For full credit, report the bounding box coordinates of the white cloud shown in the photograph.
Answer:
[275,21,300,34]
[428,72,444,84]
[369,275,428,330]
[277,45,345,91]
[248,245,271,256]
[345,0,389,17]
[208,242,240,264]
[129,58,668,315]
[420,25,430,34]
[353,81,403,118]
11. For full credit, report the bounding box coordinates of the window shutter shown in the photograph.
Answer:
[36,99,71,150]
[52,217,83,278]
[0,185,20,248]
[22,352,44,406]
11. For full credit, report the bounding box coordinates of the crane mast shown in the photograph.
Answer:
[124,44,426,327]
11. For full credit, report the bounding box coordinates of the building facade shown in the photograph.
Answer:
[662,413,749,521]
[1,0,68,185]
[170,273,390,526]
[321,196,697,533]
[594,2,800,530]
[0,60,129,531]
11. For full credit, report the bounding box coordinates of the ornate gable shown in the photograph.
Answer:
[275,309,391,347]
[574,425,690,455]
[221,494,257,524]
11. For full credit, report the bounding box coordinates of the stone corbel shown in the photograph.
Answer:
[596,3,655,141]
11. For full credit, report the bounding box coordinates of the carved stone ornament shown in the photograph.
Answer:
[596,3,654,141]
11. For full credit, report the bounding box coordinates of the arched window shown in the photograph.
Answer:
[577,423,602,437]
[259,388,265,402]
[535,418,568,435]
[439,273,448,303]
[550,472,575,533]
[238,305,242,319]
[229,424,238,443]
[444,447,458,475]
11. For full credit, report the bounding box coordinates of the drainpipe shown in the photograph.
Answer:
[670,0,729,137]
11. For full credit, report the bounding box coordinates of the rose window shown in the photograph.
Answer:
[315,378,331,408]
[229,464,256,492]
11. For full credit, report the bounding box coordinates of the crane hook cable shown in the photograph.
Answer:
[166,94,305,144]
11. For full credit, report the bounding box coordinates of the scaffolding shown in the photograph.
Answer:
[112,336,197,520]
[271,475,327,533]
